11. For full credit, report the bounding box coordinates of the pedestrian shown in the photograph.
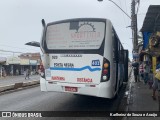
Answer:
[139,62,144,81]
[16,69,19,76]
[143,61,150,84]
[132,60,139,82]
[10,69,13,76]
[25,69,29,80]
[152,60,160,100]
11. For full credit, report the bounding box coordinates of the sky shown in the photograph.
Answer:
[0,0,160,59]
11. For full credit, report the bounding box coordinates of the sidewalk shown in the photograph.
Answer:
[0,75,40,87]
[127,72,159,120]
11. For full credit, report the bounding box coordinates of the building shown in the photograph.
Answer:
[1,53,41,76]
[18,52,41,75]
[140,5,160,73]
[0,57,7,77]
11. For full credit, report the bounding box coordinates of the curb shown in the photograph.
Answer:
[121,68,133,120]
[0,80,40,93]
[111,68,132,120]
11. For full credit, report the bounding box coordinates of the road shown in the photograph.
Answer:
[0,84,126,120]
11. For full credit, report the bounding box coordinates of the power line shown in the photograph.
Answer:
[108,0,131,19]
[0,53,13,56]
[118,0,131,45]
[124,0,130,25]
[118,0,127,26]
[0,44,39,51]
[124,0,128,15]
[0,49,23,53]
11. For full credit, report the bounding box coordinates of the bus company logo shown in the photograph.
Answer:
[70,22,101,40]
[92,60,100,66]
[70,22,95,33]
[52,76,65,81]
[77,22,95,32]
[77,78,93,83]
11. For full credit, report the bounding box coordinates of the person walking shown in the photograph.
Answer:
[10,69,13,76]
[16,69,19,76]
[132,61,139,82]
[25,69,29,80]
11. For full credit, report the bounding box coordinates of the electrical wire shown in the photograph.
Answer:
[0,44,38,51]
[118,0,127,25]
[124,0,130,25]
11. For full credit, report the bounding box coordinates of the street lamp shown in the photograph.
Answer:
[97,0,131,19]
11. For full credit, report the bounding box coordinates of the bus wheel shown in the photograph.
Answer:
[112,92,118,100]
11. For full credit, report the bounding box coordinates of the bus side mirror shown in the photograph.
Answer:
[42,19,46,28]
[25,41,40,47]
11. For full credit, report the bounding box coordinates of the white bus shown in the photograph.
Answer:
[40,18,128,99]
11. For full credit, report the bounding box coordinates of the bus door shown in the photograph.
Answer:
[112,28,119,92]
[123,50,128,82]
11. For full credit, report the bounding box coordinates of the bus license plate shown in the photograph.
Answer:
[65,86,77,92]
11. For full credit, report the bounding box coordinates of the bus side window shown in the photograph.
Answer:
[119,44,124,64]
[120,50,124,63]
[112,29,118,62]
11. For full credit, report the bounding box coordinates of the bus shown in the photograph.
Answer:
[40,18,128,99]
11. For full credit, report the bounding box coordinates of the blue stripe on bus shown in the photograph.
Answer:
[50,66,101,72]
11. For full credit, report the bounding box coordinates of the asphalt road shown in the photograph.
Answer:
[0,85,126,120]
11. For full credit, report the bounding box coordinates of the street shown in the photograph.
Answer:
[0,83,126,120]
[0,85,126,110]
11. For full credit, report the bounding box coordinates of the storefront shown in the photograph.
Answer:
[29,60,39,75]
[0,57,6,77]
[6,56,20,75]
[20,59,30,75]
[140,5,160,74]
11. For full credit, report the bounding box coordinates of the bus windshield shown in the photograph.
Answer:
[45,21,105,50]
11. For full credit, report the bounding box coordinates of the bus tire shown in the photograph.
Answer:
[112,92,118,100]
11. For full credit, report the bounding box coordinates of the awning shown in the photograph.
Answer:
[141,5,160,32]
[139,50,160,57]
[0,57,6,64]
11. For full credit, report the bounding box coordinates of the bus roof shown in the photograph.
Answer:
[47,18,110,26]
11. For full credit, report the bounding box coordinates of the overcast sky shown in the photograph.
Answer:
[0,0,160,58]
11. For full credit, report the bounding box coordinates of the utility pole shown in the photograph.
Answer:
[131,0,138,53]
[97,0,139,57]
